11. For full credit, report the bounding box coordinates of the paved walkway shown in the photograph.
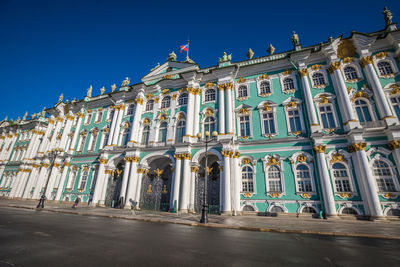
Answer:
[1,198,400,240]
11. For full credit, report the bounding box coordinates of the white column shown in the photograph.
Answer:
[134,169,146,208]
[299,69,321,132]
[232,153,241,214]
[119,158,131,201]
[129,98,144,143]
[170,155,182,212]
[124,159,138,208]
[45,164,60,199]
[111,105,125,146]
[69,113,83,153]
[313,145,337,217]
[193,93,201,136]
[59,114,74,151]
[185,90,195,139]
[24,131,38,160]
[328,63,359,129]
[188,166,197,212]
[32,164,49,199]
[38,118,55,154]
[389,140,400,176]
[222,151,231,213]
[225,84,234,134]
[349,142,383,218]
[15,171,29,198]
[99,170,111,206]
[91,159,107,205]
[107,107,119,146]
[22,167,38,198]
[179,155,191,211]
[55,161,70,201]
[48,117,63,152]
[29,131,43,159]
[218,85,225,134]
[362,57,397,124]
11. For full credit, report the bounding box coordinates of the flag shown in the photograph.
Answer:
[180,43,189,53]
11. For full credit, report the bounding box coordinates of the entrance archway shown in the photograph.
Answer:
[195,154,220,214]
[140,156,172,212]
[105,161,124,208]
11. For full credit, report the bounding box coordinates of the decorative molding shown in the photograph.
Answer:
[313,145,326,154]
[360,56,373,68]
[347,142,367,152]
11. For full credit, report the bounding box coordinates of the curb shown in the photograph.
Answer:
[2,204,400,240]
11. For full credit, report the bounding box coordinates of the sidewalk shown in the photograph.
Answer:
[1,198,400,240]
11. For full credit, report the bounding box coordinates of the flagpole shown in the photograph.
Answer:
[186,40,190,60]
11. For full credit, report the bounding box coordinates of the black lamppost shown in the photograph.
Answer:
[197,130,218,223]
[37,148,63,209]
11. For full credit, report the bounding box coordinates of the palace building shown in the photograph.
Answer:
[1,9,400,219]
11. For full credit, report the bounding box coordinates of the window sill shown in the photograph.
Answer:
[282,89,296,94]
[267,192,283,198]
[379,73,396,79]
[335,192,354,199]
[259,93,272,97]
[380,192,399,199]
[312,84,327,89]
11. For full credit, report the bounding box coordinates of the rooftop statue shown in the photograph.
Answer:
[291,31,300,47]
[32,113,36,119]
[167,51,177,62]
[111,84,117,92]
[58,93,64,103]
[4,116,8,121]
[383,7,393,26]
[87,85,92,97]
[121,77,130,87]
[41,107,46,117]
[267,43,275,55]
[100,86,105,95]
[151,62,160,72]
[23,112,27,121]
[184,56,195,64]
[247,48,254,59]
[219,52,232,63]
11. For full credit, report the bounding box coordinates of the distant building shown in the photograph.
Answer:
[1,9,400,219]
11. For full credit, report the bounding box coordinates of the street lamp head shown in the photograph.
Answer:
[212,131,218,137]
[197,133,202,139]
[205,131,210,137]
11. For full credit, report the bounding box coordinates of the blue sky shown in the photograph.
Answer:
[0,0,399,120]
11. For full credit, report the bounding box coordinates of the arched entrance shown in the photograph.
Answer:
[140,156,172,212]
[105,161,124,208]
[195,154,220,214]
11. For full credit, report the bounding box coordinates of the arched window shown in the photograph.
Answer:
[175,120,186,143]
[268,166,281,192]
[343,66,358,80]
[377,61,394,76]
[145,100,154,111]
[161,96,171,108]
[205,89,216,102]
[390,96,400,119]
[241,166,254,192]
[158,122,168,142]
[342,207,358,215]
[332,163,352,192]
[259,81,271,95]
[79,170,88,189]
[387,209,400,216]
[89,132,98,151]
[354,99,372,123]
[373,160,396,192]
[121,128,130,146]
[178,93,188,106]
[283,78,295,91]
[204,116,216,134]
[126,104,135,115]
[238,85,248,98]
[242,205,255,211]
[312,73,325,86]
[141,125,150,145]
[319,104,336,129]
[97,111,103,122]
[296,164,312,192]
[79,135,87,152]
[270,206,284,213]
[302,207,316,213]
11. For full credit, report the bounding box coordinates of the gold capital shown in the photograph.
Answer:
[299,68,308,77]
[347,142,367,152]
[98,158,108,164]
[388,140,400,150]
[327,61,341,74]
[360,56,373,68]
[313,145,326,154]
[135,98,144,105]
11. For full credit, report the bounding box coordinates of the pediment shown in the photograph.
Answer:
[142,61,198,84]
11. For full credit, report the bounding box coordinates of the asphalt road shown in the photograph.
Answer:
[0,207,399,267]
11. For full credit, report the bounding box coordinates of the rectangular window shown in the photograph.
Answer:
[288,109,302,132]
[239,116,250,137]
[391,97,400,120]
[269,180,281,192]
[334,179,351,192]
[262,112,276,134]
[319,105,336,129]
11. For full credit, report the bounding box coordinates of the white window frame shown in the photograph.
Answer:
[316,103,339,130]
[257,78,273,97]
[373,57,398,78]
[67,170,77,189]
[353,97,377,123]
[279,73,298,94]
[145,99,154,112]
[262,155,285,195]
[126,104,135,116]
[177,93,188,106]
[203,88,217,103]
[309,69,329,89]
[241,165,255,193]
[236,113,252,138]
[161,96,171,109]
[157,121,168,143]
[327,151,357,196]
[85,112,92,125]
[370,155,400,193]
[78,168,89,190]
[283,99,305,134]
[257,101,278,137]
[341,63,363,82]
[107,108,114,121]
[235,82,250,100]
[88,130,98,152]
[289,152,316,195]
[100,129,109,148]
